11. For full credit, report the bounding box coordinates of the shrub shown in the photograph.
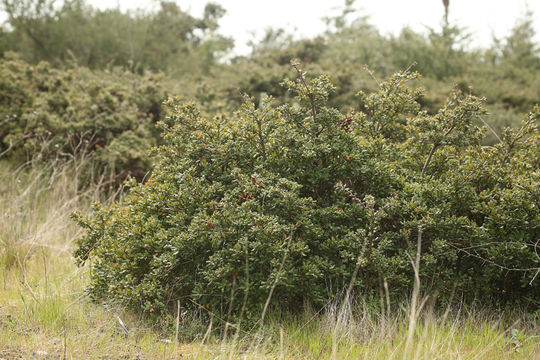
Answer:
[0,1,232,74]
[0,53,166,181]
[231,11,540,142]
[73,66,539,323]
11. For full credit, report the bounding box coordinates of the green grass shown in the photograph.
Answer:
[0,160,538,359]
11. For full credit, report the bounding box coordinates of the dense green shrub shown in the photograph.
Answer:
[73,66,539,323]
[0,53,166,180]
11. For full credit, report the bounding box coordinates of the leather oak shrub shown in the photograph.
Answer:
[73,68,539,322]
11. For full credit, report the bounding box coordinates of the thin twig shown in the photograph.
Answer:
[447,243,540,273]
[258,229,295,331]
[479,116,502,143]
[291,62,317,122]
[404,227,423,357]
[363,65,381,87]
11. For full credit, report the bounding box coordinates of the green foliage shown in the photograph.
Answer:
[0,53,166,180]
[231,8,540,145]
[3,1,539,150]
[0,0,232,73]
[73,67,540,322]
[508,328,539,352]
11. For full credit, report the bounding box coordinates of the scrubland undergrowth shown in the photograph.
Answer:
[1,1,540,358]
[0,160,538,359]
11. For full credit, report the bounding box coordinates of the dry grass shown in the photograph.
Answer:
[0,160,538,359]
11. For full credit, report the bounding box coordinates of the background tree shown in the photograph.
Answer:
[0,0,232,73]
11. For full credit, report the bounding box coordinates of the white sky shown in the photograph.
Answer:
[10,1,540,54]
[90,0,539,55]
